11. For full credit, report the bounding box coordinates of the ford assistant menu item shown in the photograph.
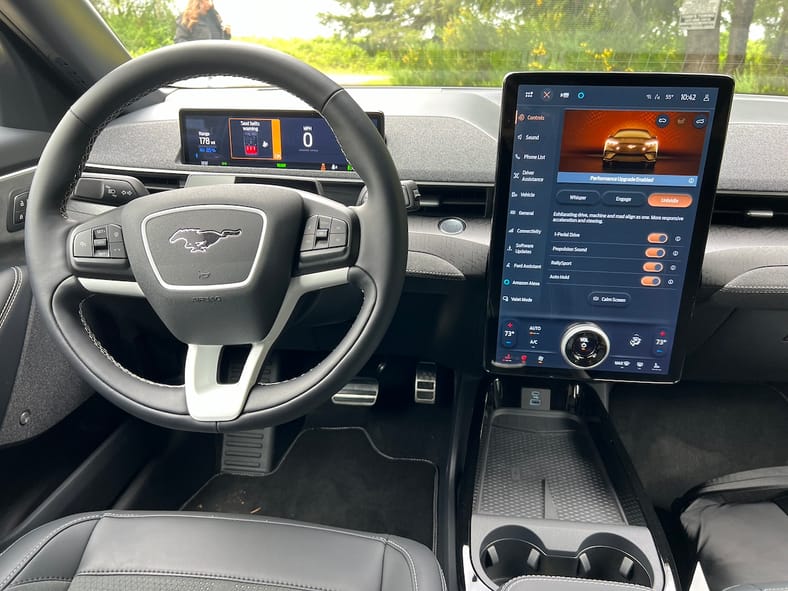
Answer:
[180,110,384,171]
[486,73,733,382]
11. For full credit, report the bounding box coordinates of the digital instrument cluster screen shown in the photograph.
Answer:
[485,73,733,382]
[180,110,384,171]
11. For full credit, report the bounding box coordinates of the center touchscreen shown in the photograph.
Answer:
[486,73,733,382]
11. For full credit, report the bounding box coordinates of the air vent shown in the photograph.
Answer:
[416,183,491,217]
[133,172,185,193]
[713,191,788,226]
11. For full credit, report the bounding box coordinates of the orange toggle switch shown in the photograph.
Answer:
[645,247,666,258]
[648,233,669,244]
[643,262,664,272]
[641,276,662,287]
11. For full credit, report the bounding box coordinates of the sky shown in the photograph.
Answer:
[175,0,343,39]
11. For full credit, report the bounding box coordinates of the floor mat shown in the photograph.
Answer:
[610,381,788,510]
[183,427,437,548]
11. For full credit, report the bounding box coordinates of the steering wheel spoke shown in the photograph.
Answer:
[69,206,138,294]
[185,266,350,421]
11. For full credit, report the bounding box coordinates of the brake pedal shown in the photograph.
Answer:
[331,378,379,406]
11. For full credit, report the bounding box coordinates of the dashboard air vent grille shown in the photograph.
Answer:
[416,183,491,217]
[713,191,788,226]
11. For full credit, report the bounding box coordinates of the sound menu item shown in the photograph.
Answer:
[486,73,733,382]
[180,110,384,171]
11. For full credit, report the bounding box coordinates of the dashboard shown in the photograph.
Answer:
[66,83,788,382]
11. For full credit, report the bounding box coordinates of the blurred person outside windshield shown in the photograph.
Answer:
[175,0,231,43]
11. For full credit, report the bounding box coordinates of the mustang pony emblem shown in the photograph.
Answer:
[168,228,242,253]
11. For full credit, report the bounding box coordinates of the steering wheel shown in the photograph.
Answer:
[25,42,406,431]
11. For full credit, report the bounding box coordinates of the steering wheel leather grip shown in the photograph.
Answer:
[25,41,407,431]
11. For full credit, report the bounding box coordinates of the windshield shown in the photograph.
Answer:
[91,0,787,95]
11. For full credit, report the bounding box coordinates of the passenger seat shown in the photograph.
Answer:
[680,467,788,591]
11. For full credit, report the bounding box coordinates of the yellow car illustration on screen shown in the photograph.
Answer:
[602,128,659,168]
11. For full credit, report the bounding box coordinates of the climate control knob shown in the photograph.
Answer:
[560,323,610,369]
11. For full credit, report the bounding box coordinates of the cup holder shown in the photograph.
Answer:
[479,527,653,588]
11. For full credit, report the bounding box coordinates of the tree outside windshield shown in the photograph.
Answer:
[92,0,787,95]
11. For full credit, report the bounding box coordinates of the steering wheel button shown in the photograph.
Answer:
[109,242,127,259]
[313,238,329,250]
[330,218,347,234]
[304,215,318,234]
[73,230,93,257]
[93,238,108,249]
[315,228,329,240]
[300,233,315,252]
[108,224,123,242]
[318,215,332,229]
[328,232,347,248]
[93,248,110,258]
[93,226,108,240]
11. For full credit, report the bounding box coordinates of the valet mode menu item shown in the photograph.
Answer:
[486,73,733,382]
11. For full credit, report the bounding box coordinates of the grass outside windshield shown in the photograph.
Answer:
[92,0,788,95]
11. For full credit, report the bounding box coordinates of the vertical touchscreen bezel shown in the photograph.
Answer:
[484,72,734,383]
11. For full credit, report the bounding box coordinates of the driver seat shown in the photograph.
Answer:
[0,511,445,591]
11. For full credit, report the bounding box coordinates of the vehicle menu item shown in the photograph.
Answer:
[485,73,733,382]
[180,109,384,171]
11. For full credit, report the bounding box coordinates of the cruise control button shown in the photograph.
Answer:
[317,215,332,230]
[93,226,108,240]
[300,234,315,252]
[328,232,347,248]
[109,242,127,259]
[316,228,329,240]
[93,248,110,258]
[304,215,318,234]
[73,230,93,257]
[93,238,108,249]
[108,224,123,242]
[330,218,348,234]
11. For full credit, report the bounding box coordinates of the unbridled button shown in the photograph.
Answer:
[648,193,693,208]
[588,291,630,307]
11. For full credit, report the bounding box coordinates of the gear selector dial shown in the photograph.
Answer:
[561,323,610,369]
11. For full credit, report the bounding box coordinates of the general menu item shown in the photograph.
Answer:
[180,110,384,171]
[485,73,733,382]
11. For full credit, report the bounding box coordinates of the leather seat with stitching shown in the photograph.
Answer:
[0,511,445,591]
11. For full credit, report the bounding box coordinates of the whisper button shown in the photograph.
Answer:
[588,291,631,307]
[556,189,600,205]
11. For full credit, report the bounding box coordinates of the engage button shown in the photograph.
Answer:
[556,189,600,205]
[588,291,631,307]
[602,191,646,207]
[648,193,693,208]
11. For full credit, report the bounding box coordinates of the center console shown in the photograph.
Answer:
[467,73,733,590]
